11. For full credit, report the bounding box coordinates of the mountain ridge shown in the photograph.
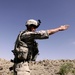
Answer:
[0,58,75,75]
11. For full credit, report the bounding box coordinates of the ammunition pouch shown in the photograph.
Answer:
[12,30,39,62]
[12,46,29,61]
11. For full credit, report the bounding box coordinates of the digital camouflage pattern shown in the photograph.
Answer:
[13,30,49,61]
[13,30,49,75]
[14,62,30,75]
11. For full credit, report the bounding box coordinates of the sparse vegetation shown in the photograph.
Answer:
[58,63,75,75]
[0,59,75,75]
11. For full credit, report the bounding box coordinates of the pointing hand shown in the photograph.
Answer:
[59,25,69,31]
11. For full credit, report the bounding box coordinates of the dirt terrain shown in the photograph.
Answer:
[0,58,75,75]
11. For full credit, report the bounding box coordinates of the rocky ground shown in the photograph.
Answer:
[0,58,75,75]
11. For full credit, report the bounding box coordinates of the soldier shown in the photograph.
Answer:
[12,19,69,75]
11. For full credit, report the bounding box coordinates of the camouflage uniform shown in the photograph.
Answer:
[14,62,30,75]
[12,19,49,75]
[13,30,49,75]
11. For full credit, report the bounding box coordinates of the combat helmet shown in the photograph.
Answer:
[26,19,41,28]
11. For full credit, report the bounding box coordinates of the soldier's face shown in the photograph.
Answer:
[31,27,36,32]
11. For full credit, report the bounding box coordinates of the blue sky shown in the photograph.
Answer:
[0,0,75,60]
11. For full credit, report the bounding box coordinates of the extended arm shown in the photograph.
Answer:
[47,25,69,35]
[21,25,69,40]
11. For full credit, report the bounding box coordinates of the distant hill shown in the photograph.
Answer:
[0,58,75,75]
